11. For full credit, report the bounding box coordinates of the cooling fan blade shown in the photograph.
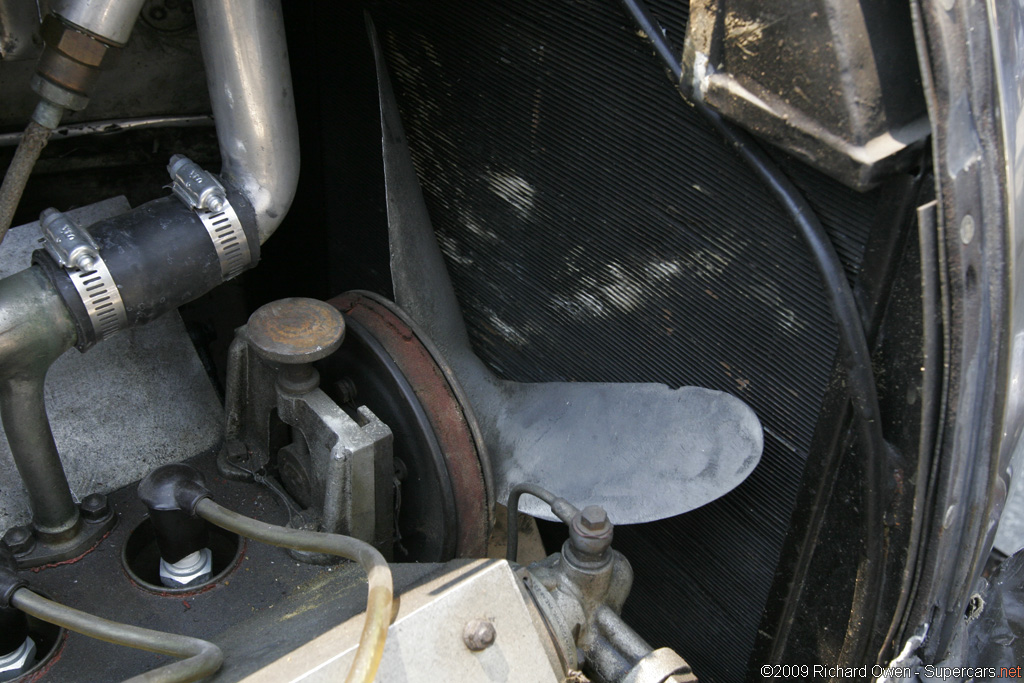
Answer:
[369,18,763,523]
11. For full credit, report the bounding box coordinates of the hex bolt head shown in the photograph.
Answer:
[2,526,34,555]
[580,505,609,531]
[462,618,496,651]
[80,493,110,521]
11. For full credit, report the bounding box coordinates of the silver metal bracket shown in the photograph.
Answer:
[222,325,394,560]
[167,154,252,280]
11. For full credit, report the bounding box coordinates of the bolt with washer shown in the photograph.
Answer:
[0,636,37,681]
[462,618,496,651]
[159,548,213,588]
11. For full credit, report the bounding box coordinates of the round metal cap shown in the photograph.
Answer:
[247,298,345,365]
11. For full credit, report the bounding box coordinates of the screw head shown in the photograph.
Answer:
[80,493,110,521]
[580,505,608,531]
[205,193,226,212]
[462,618,496,651]
[2,526,34,555]
[73,252,97,271]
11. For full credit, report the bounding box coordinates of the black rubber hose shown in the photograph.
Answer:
[10,588,222,683]
[194,498,393,683]
[0,121,52,244]
[506,483,579,563]
[618,0,889,662]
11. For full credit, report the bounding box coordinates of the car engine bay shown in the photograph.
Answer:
[0,0,1020,681]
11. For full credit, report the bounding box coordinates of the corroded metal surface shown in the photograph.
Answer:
[246,298,345,365]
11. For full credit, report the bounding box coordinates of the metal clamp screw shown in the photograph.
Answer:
[168,155,228,213]
[167,154,252,280]
[40,208,100,271]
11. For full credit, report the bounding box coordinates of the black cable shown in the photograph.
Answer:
[506,483,578,563]
[618,0,889,664]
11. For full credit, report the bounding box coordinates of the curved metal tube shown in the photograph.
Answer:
[194,0,300,245]
[505,483,577,563]
[195,498,393,683]
[52,0,148,46]
[11,588,223,683]
[0,268,78,537]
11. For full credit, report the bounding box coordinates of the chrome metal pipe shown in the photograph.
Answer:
[52,0,147,46]
[0,268,78,537]
[194,0,300,245]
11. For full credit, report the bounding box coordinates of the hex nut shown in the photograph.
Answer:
[0,636,37,680]
[80,493,110,521]
[40,14,114,66]
[462,618,496,651]
[159,548,213,588]
[2,526,34,555]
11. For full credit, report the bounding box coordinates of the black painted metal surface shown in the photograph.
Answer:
[370,1,884,679]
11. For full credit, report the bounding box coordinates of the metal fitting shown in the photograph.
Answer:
[462,619,496,651]
[166,155,252,279]
[168,155,229,213]
[32,13,121,111]
[159,548,213,588]
[1,528,33,556]
[0,636,36,681]
[79,493,110,522]
[568,505,614,561]
[40,208,100,271]
[580,505,609,532]
[53,0,148,47]
[39,207,128,342]
[620,647,697,683]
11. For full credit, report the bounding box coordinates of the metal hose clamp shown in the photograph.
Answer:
[197,204,249,280]
[168,155,251,280]
[39,208,127,342]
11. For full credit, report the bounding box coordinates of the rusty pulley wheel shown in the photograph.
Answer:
[320,291,490,560]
